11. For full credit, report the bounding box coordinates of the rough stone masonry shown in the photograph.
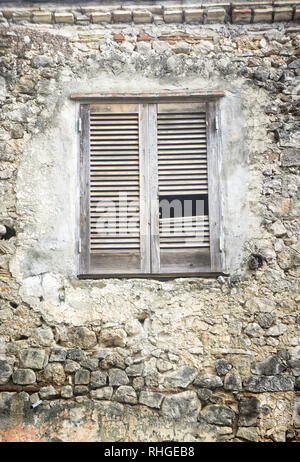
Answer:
[0,0,299,442]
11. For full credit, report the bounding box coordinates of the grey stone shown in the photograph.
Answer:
[91,387,113,400]
[197,388,213,403]
[19,349,46,370]
[173,41,190,55]
[270,221,287,238]
[281,149,300,167]
[0,392,16,410]
[224,373,242,391]
[251,356,286,376]
[294,396,300,428]
[43,363,65,386]
[74,368,90,385]
[201,405,236,426]
[165,365,198,388]
[32,55,53,68]
[49,348,67,362]
[266,323,287,337]
[74,386,89,396]
[67,348,86,362]
[236,427,259,442]
[80,358,99,371]
[67,327,97,349]
[61,385,73,398]
[161,391,200,422]
[215,359,232,376]
[39,385,59,399]
[296,377,300,390]
[288,59,300,69]
[96,401,124,418]
[244,375,294,392]
[257,313,274,329]
[132,376,144,390]
[139,391,164,409]
[238,397,260,427]
[244,322,264,337]
[288,359,300,376]
[114,386,137,404]
[109,368,129,386]
[125,363,144,377]
[193,374,223,389]
[90,370,107,388]
[33,327,54,346]
[145,372,159,388]
[0,360,12,384]
[12,369,36,385]
[64,360,80,373]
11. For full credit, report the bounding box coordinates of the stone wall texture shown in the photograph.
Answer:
[0,0,299,442]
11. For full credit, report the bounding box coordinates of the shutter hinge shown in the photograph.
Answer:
[78,239,81,254]
[218,237,223,252]
[78,117,82,133]
[215,116,219,131]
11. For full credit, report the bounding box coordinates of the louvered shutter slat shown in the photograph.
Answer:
[156,103,211,272]
[81,103,146,274]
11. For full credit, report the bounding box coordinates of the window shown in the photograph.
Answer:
[76,95,223,277]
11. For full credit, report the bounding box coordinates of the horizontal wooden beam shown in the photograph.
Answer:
[70,91,226,103]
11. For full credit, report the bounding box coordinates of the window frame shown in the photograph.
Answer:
[72,93,225,278]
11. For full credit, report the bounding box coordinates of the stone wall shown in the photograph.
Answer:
[0,1,299,442]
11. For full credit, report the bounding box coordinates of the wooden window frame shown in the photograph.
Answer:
[72,93,225,278]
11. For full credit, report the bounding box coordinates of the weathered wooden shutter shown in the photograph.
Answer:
[79,99,222,276]
[79,103,149,275]
[151,102,222,274]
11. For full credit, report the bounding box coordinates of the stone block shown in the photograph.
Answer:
[161,391,200,422]
[201,404,236,426]
[295,7,300,21]
[91,387,113,400]
[61,385,73,399]
[216,359,232,376]
[274,7,293,22]
[139,391,164,409]
[109,368,129,386]
[165,365,198,388]
[19,349,46,370]
[74,368,90,385]
[90,370,107,388]
[294,396,300,428]
[206,8,226,24]
[194,374,223,389]
[113,10,132,23]
[184,8,204,24]
[49,348,67,362]
[253,8,273,23]
[224,373,242,391]
[163,9,183,23]
[114,385,137,404]
[244,375,294,392]
[12,11,31,22]
[236,427,259,442]
[125,363,144,377]
[238,397,260,427]
[54,12,74,24]
[133,10,152,24]
[32,11,52,24]
[281,148,300,167]
[91,12,111,24]
[74,386,89,396]
[39,385,59,399]
[232,8,252,24]
[0,360,12,384]
[12,369,36,385]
